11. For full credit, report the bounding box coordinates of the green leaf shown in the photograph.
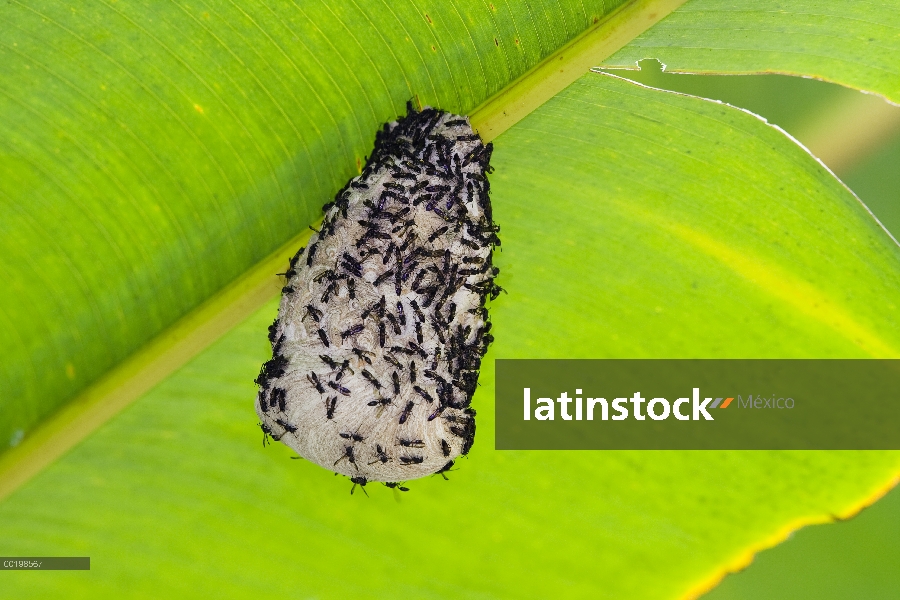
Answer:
[0,0,643,447]
[603,0,900,104]
[495,74,900,360]
[2,72,899,599]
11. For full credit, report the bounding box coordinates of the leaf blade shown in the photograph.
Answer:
[2,0,649,450]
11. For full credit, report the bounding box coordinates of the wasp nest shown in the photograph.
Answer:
[255,103,500,490]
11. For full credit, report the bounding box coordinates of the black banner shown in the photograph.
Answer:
[495,360,900,449]
[0,557,90,570]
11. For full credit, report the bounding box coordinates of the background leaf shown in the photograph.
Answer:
[844,135,900,237]
[0,0,628,450]
[603,0,900,104]
[604,59,900,240]
[600,64,900,599]
[705,482,900,599]
[2,72,898,599]
[496,74,900,360]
